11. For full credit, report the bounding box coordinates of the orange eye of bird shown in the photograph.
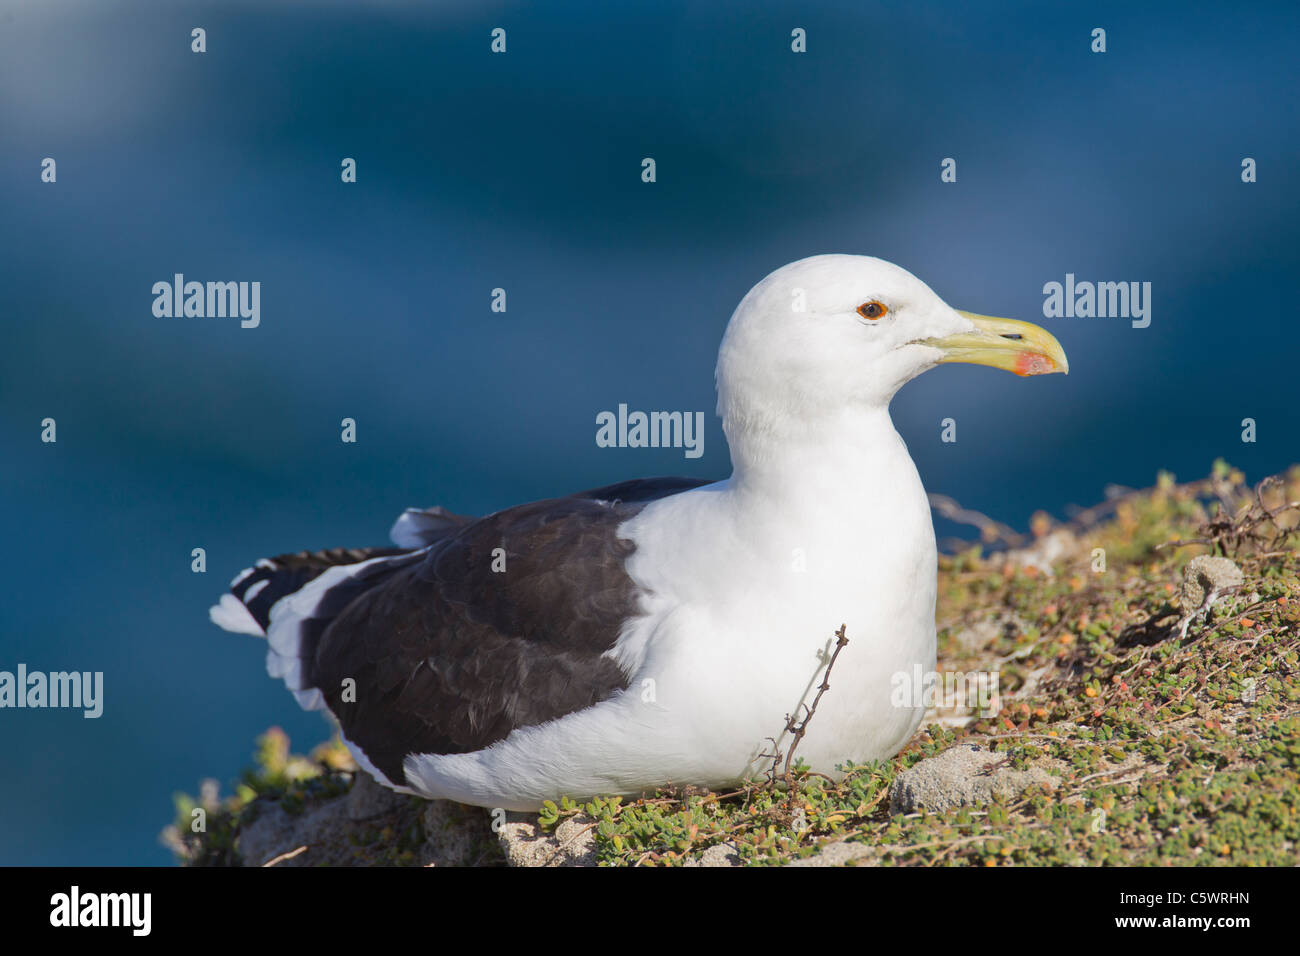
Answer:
[857,301,888,320]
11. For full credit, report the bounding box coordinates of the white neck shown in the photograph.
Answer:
[726,404,904,500]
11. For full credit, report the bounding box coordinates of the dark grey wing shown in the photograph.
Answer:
[570,475,716,503]
[301,486,698,787]
[385,478,714,548]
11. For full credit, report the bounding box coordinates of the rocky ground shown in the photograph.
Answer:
[164,462,1300,866]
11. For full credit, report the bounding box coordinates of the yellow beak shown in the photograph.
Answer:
[923,311,1069,377]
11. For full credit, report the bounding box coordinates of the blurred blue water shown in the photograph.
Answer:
[1,0,1296,864]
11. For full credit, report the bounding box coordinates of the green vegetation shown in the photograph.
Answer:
[163,729,354,866]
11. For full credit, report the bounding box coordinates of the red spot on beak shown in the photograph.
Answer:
[1015,352,1055,376]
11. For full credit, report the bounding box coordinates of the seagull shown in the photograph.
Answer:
[211,254,1067,810]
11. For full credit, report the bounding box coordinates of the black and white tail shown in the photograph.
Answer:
[209,506,471,712]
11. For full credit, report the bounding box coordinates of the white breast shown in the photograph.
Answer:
[615,429,937,784]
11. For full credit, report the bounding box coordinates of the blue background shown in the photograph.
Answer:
[1,0,1296,864]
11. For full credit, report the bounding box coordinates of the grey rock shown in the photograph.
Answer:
[1180,556,1244,611]
[419,801,498,866]
[347,771,410,821]
[233,775,498,867]
[889,744,1057,814]
[684,841,741,867]
[785,840,874,867]
[236,798,341,867]
[497,812,597,867]
[1008,528,1078,576]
